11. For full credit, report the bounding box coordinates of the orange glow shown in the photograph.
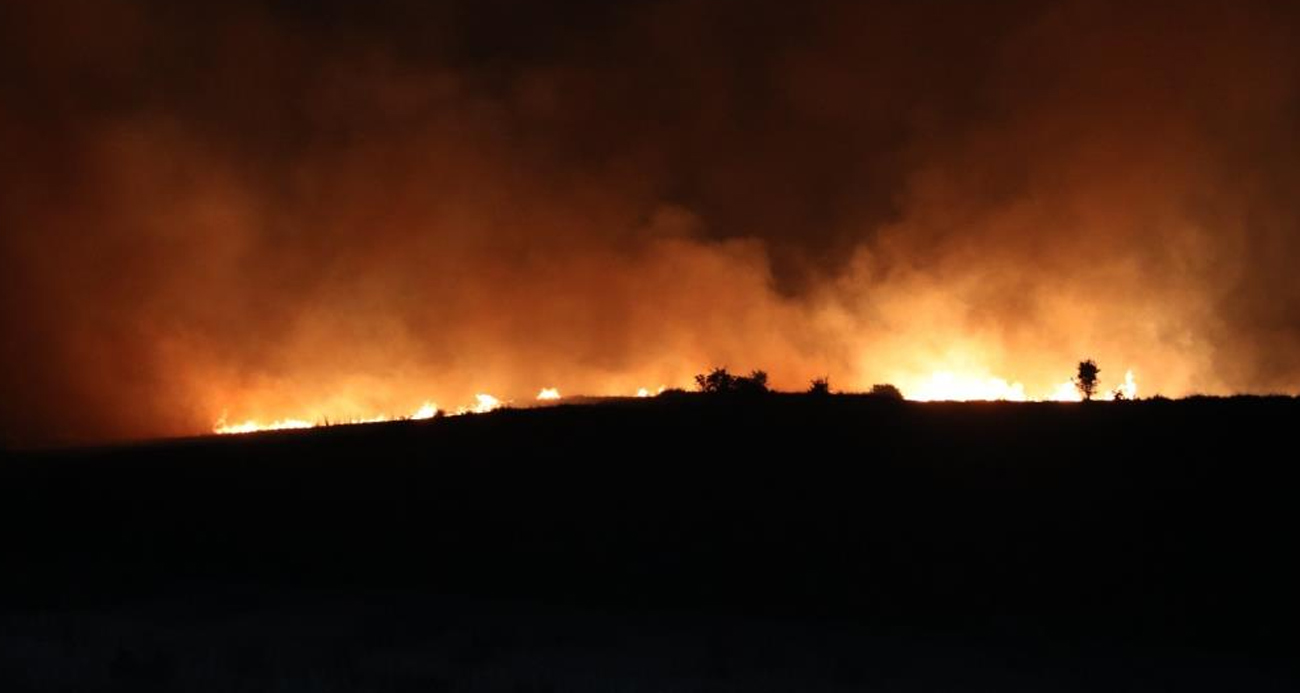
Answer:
[908,371,1028,402]
[459,393,502,416]
[213,367,1139,436]
[1115,369,1138,400]
[907,368,1138,402]
[1048,368,1138,401]
[213,395,499,435]
[213,416,314,434]
[1048,380,1082,402]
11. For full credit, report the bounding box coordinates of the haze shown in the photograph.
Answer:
[3,0,1299,444]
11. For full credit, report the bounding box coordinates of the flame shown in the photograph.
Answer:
[214,395,500,435]
[1111,369,1138,400]
[908,368,1138,402]
[213,416,314,435]
[459,393,501,415]
[909,371,1028,401]
[215,367,1140,436]
[1048,380,1081,401]
[1047,368,1138,401]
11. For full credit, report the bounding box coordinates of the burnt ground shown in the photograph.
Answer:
[1,395,1296,690]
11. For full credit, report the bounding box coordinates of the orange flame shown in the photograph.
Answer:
[214,367,1139,436]
[908,371,1028,402]
[907,368,1138,402]
[212,416,314,435]
[213,395,503,435]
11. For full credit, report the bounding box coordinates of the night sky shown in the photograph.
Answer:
[3,0,1300,444]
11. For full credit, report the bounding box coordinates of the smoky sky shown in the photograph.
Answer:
[2,0,1299,444]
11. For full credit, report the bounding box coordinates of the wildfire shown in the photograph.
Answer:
[909,371,1028,402]
[465,393,501,414]
[213,394,500,435]
[214,367,1140,436]
[908,369,1138,402]
[1048,380,1082,402]
[1115,369,1138,400]
[1096,369,1138,400]
[212,416,314,435]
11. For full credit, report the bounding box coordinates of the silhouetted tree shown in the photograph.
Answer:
[735,370,769,395]
[870,384,904,400]
[695,367,737,393]
[1074,359,1100,401]
[694,367,769,395]
[808,377,830,395]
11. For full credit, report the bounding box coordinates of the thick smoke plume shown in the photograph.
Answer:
[2,0,1299,444]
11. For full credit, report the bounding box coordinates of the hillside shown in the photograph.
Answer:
[1,395,1295,689]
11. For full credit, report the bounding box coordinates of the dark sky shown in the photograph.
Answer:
[3,0,1300,443]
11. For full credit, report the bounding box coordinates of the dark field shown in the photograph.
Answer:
[1,395,1296,690]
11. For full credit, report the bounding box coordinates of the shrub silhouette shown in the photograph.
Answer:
[1074,359,1100,401]
[735,370,769,394]
[869,384,904,400]
[695,367,738,393]
[694,367,769,395]
[808,377,831,395]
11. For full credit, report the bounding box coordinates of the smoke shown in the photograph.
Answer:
[2,0,1299,444]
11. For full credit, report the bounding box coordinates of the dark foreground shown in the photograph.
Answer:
[1,395,1296,690]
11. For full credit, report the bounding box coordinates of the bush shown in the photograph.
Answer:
[869,383,904,400]
[695,367,737,393]
[735,370,769,395]
[808,377,831,395]
[694,367,770,395]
